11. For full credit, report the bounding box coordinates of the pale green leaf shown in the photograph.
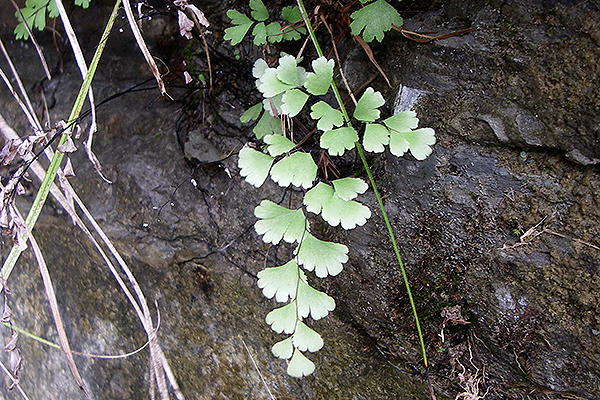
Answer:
[238,147,274,187]
[258,68,296,97]
[296,279,335,320]
[272,337,293,359]
[321,194,372,229]
[363,123,390,152]
[265,301,298,334]
[353,87,385,122]
[292,321,324,352]
[252,22,267,45]
[281,6,303,24]
[253,58,269,80]
[74,0,91,8]
[249,0,269,21]
[295,233,348,278]
[281,89,309,117]
[304,182,372,229]
[253,112,282,139]
[310,102,344,132]
[276,55,305,87]
[257,260,304,302]
[48,0,60,17]
[390,128,436,160]
[383,110,419,132]
[254,200,307,244]
[350,0,403,42]
[303,182,332,215]
[263,94,283,117]
[304,57,334,96]
[287,348,315,378]
[240,103,263,123]
[332,177,368,201]
[320,127,359,156]
[266,22,284,43]
[224,10,253,45]
[270,152,317,189]
[264,134,295,157]
[281,6,307,40]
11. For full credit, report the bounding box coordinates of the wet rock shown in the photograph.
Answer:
[0,0,598,399]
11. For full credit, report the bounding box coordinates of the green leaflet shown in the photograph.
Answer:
[249,0,269,21]
[266,22,284,43]
[265,301,298,334]
[353,87,385,122]
[296,278,335,320]
[238,147,274,187]
[362,123,390,153]
[263,94,283,117]
[253,58,269,79]
[254,200,307,244]
[383,110,419,132]
[389,127,436,160]
[257,56,306,97]
[258,68,296,97]
[323,194,371,229]
[304,57,334,96]
[320,127,359,156]
[281,6,307,41]
[253,111,282,139]
[281,89,309,117]
[276,55,306,87]
[272,337,294,359]
[270,152,317,189]
[310,101,343,132]
[287,348,315,378]
[332,177,368,201]
[350,0,403,42]
[75,0,91,7]
[257,260,304,302]
[304,182,371,229]
[295,233,348,278]
[252,22,267,45]
[15,0,89,40]
[292,321,324,352]
[264,134,295,157]
[240,103,263,123]
[384,111,436,160]
[224,10,253,45]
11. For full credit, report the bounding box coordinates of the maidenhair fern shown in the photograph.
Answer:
[14,0,92,40]
[236,37,434,376]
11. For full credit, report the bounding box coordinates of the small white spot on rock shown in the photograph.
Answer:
[393,85,426,113]
[495,287,515,311]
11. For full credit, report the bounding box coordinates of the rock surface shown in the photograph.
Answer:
[0,0,598,399]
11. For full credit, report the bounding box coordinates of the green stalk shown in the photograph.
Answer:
[296,0,428,368]
[1,0,123,281]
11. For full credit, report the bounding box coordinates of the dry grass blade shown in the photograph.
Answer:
[0,113,183,399]
[1,321,150,360]
[8,0,52,80]
[24,226,90,398]
[122,0,169,98]
[0,65,41,131]
[353,35,392,88]
[0,39,43,132]
[53,0,112,183]
[0,360,30,400]
[242,339,275,400]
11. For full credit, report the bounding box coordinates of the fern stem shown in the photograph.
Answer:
[355,143,428,368]
[296,0,350,123]
[296,0,428,368]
